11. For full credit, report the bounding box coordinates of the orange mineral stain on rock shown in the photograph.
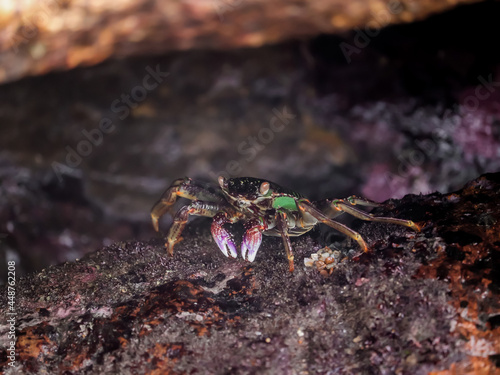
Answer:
[415,175,500,373]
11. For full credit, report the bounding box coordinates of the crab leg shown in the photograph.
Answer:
[344,195,380,207]
[275,211,295,272]
[165,201,229,256]
[298,200,369,251]
[330,200,420,231]
[241,218,268,263]
[151,177,225,232]
[317,196,380,218]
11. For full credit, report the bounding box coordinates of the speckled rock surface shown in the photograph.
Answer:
[1,173,498,374]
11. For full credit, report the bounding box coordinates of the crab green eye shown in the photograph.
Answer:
[218,176,226,187]
[260,182,270,195]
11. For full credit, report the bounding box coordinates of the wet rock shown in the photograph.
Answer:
[1,172,499,374]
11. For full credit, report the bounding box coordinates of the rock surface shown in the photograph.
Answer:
[1,173,499,374]
[0,0,482,84]
[2,1,500,276]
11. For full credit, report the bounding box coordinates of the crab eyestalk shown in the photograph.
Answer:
[218,175,228,189]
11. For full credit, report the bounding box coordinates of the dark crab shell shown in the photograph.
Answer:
[221,177,303,200]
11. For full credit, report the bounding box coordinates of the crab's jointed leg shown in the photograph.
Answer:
[344,195,380,207]
[151,177,225,232]
[241,218,268,263]
[298,199,369,251]
[329,198,420,232]
[275,211,295,273]
[165,201,228,256]
[151,177,236,256]
[317,195,380,218]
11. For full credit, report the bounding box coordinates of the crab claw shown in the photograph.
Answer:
[241,228,262,262]
[211,213,238,258]
[241,219,265,262]
[213,230,238,258]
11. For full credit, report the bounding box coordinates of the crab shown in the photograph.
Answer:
[151,176,420,272]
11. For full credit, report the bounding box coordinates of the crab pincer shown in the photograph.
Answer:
[211,212,238,258]
[241,218,267,262]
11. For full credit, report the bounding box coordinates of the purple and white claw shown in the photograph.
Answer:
[211,214,238,258]
[241,227,262,262]
[213,231,238,258]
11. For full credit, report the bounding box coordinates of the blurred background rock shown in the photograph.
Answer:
[0,0,499,276]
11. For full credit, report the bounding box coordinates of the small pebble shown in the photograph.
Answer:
[304,246,343,275]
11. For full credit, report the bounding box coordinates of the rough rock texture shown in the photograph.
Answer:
[1,173,499,374]
[0,0,482,84]
[2,0,500,277]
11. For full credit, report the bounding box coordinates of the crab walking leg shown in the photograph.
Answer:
[275,211,295,272]
[211,212,240,258]
[151,178,186,232]
[165,201,228,256]
[331,200,420,231]
[151,177,226,232]
[344,195,381,207]
[299,200,369,252]
[241,218,268,262]
[317,196,380,218]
